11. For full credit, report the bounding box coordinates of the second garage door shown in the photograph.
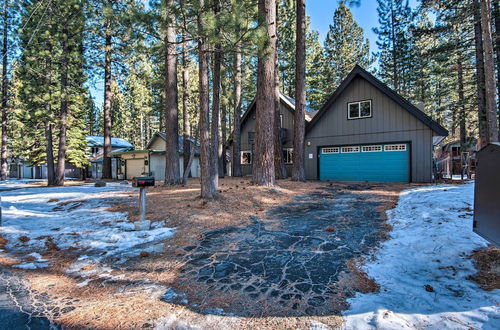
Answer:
[126,159,146,180]
[319,143,410,182]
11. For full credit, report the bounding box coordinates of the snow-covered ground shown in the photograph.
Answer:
[343,182,499,330]
[0,182,175,269]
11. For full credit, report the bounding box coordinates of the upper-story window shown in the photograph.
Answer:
[348,100,372,119]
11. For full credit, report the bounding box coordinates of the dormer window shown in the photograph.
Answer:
[348,100,371,119]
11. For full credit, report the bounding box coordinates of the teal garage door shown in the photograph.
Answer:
[319,143,410,182]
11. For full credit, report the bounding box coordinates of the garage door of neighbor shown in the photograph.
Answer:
[126,159,146,180]
[319,143,410,182]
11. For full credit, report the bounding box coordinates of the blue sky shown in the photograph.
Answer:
[308,0,419,55]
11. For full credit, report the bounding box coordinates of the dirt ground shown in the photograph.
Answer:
[3,178,410,329]
[468,246,500,291]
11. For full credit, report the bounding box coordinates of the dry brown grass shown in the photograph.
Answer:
[109,177,323,248]
[344,259,380,294]
[468,246,500,291]
[18,235,30,243]
[57,199,86,206]
[0,236,7,249]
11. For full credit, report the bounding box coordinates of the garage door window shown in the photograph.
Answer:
[348,100,371,119]
[322,147,339,154]
[362,145,382,152]
[384,144,407,151]
[341,146,360,153]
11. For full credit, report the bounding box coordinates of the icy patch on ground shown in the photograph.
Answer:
[0,183,175,268]
[343,182,500,330]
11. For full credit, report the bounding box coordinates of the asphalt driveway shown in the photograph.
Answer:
[170,184,395,317]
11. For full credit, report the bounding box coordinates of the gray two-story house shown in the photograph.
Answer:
[236,93,316,176]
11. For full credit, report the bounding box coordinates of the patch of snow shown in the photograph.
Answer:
[76,278,94,287]
[13,262,48,269]
[155,315,201,330]
[26,252,47,262]
[343,182,500,330]
[0,183,175,270]
[309,320,330,330]
[162,287,189,305]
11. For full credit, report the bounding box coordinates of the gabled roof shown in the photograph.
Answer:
[240,92,316,126]
[306,65,449,137]
[86,136,134,149]
[146,132,200,154]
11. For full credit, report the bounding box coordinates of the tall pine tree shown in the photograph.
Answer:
[324,1,372,88]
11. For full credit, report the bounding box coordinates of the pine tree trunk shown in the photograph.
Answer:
[212,0,222,181]
[45,5,56,186]
[274,1,286,180]
[221,102,227,177]
[253,0,276,186]
[164,0,181,185]
[493,0,500,139]
[480,0,499,142]
[182,32,191,179]
[54,27,70,186]
[474,0,489,149]
[198,0,217,198]
[0,0,9,181]
[292,0,306,182]
[45,121,56,186]
[211,51,221,182]
[457,53,467,180]
[232,48,242,177]
[102,21,113,179]
[391,4,398,91]
[457,56,467,181]
[182,139,194,183]
[458,58,467,147]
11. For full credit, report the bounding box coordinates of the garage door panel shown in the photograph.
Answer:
[319,144,409,182]
[126,159,146,180]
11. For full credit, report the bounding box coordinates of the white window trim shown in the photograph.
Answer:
[384,144,407,152]
[322,147,339,154]
[341,146,360,153]
[241,151,252,164]
[348,100,372,119]
[283,148,293,164]
[361,145,382,152]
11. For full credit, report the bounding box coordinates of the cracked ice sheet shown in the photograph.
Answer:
[342,182,500,330]
[0,183,175,264]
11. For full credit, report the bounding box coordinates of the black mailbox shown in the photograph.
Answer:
[132,176,155,188]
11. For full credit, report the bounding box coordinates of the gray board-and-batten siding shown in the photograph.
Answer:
[305,67,447,183]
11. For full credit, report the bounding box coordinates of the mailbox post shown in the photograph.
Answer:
[132,176,155,222]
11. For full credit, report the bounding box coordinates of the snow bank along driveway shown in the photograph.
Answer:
[0,183,175,269]
[343,183,499,330]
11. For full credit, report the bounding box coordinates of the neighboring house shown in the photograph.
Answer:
[228,93,317,176]
[7,157,47,180]
[86,136,134,179]
[305,65,448,183]
[112,132,200,180]
[434,139,477,179]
